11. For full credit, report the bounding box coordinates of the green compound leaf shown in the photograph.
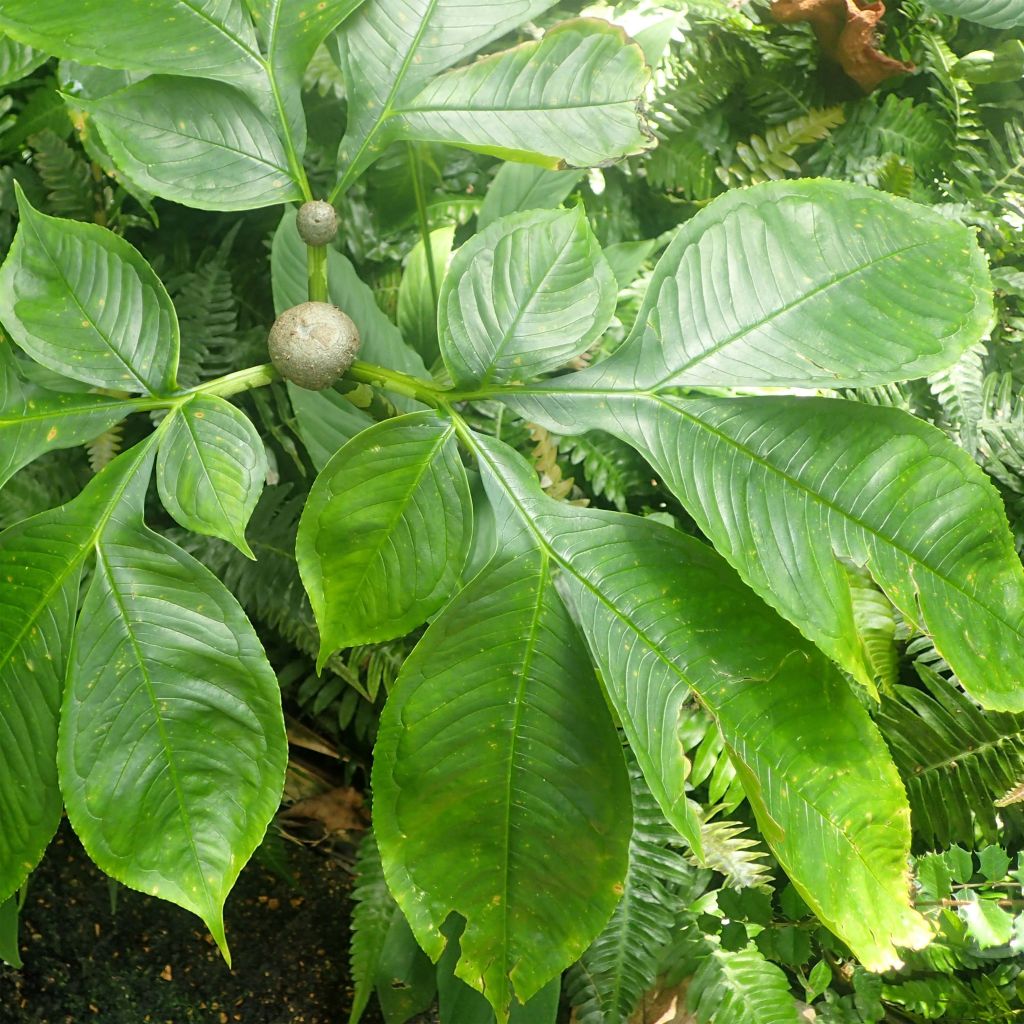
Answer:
[392,20,653,169]
[0,186,179,394]
[922,0,1024,26]
[467,432,931,973]
[439,207,616,388]
[297,412,473,660]
[0,346,138,493]
[83,77,305,211]
[0,440,154,904]
[571,180,993,391]
[156,395,268,557]
[59,449,287,959]
[373,538,631,1022]
[334,0,558,185]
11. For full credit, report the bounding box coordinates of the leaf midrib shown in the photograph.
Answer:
[93,543,215,916]
[467,432,899,893]
[657,395,1024,643]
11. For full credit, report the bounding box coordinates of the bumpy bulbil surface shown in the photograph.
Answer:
[268,302,361,391]
[296,200,339,246]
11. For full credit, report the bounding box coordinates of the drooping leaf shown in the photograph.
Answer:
[513,390,1024,712]
[922,0,1024,27]
[0,186,179,394]
[439,207,616,387]
[398,224,455,366]
[477,163,583,230]
[0,440,154,904]
[83,77,305,210]
[59,449,287,957]
[0,895,21,968]
[333,0,559,186]
[467,432,931,972]
[375,911,438,1024]
[0,31,44,87]
[564,180,992,390]
[391,21,653,169]
[297,411,473,659]
[373,535,631,1021]
[0,346,139,492]
[156,395,268,557]
[688,946,800,1024]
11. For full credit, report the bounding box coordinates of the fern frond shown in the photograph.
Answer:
[694,818,772,892]
[28,128,95,221]
[348,830,400,1024]
[86,420,125,473]
[558,432,651,513]
[528,424,586,504]
[688,945,799,1024]
[877,667,1024,848]
[717,107,844,188]
[996,781,1024,807]
[568,753,706,1024]
[166,224,242,387]
[983,119,1024,201]
[928,342,987,455]
[843,561,897,696]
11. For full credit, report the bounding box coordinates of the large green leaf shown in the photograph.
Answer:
[373,535,631,1020]
[84,77,305,210]
[922,0,1024,26]
[0,0,269,99]
[439,207,616,387]
[565,180,992,391]
[0,347,139,492]
[0,440,154,904]
[0,188,179,394]
[59,450,287,957]
[156,395,268,556]
[398,224,455,366]
[467,431,931,972]
[297,411,473,659]
[333,0,558,186]
[392,21,653,169]
[508,383,1024,710]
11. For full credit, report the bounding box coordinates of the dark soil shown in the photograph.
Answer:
[0,823,385,1024]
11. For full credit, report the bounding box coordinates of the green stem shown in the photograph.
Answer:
[307,244,329,303]
[345,360,445,407]
[191,363,280,400]
[408,143,439,308]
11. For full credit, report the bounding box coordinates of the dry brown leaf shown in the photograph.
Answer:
[628,981,695,1024]
[770,0,913,91]
[281,786,368,834]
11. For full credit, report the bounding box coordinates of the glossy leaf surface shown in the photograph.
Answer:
[373,537,631,1020]
[398,224,455,366]
[60,451,287,956]
[469,432,930,972]
[0,32,44,86]
[923,0,1024,25]
[85,77,304,210]
[569,180,993,390]
[0,189,179,394]
[394,21,652,168]
[0,442,152,904]
[439,207,616,387]
[0,347,138,492]
[156,395,268,556]
[334,0,558,183]
[477,163,583,230]
[297,412,473,658]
